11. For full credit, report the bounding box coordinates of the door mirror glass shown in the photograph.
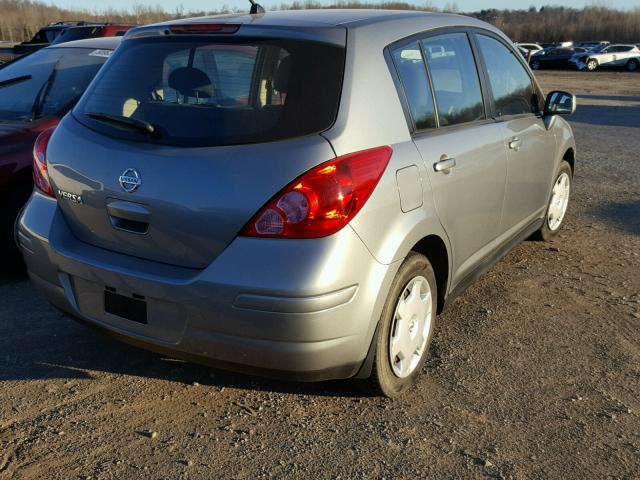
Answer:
[544,90,576,116]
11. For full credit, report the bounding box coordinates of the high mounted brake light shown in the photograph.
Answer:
[169,24,240,35]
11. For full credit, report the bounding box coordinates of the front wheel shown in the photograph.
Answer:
[534,161,572,241]
[366,253,437,398]
[626,59,639,72]
[531,60,541,70]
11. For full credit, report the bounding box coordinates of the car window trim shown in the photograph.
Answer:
[412,117,497,141]
[470,28,544,120]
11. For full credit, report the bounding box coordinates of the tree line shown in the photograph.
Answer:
[0,0,638,44]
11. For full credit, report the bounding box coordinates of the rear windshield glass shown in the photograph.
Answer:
[75,37,346,147]
[0,47,111,123]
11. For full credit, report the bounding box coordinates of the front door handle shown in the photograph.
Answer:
[509,137,522,151]
[433,157,456,173]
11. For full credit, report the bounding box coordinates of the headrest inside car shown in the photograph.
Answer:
[168,67,213,99]
[273,55,292,93]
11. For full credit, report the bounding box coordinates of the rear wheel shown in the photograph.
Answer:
[531,60,541,70]
[533,161,572,241]
[625,59,639,72]
[586,59,598,71]
[367,253,437,398]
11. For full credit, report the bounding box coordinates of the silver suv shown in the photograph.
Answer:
[17,10,576,397]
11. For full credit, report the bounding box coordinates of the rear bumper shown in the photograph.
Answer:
[18,191,399,381]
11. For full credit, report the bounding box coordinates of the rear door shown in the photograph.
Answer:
[390,32,508,286]
[474,32,556,238]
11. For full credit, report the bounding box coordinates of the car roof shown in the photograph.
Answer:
[44,36,122,50]
[128,9,501,48]
[141,9,489,30]
[150,9,430,27]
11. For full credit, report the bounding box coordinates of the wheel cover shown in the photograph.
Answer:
[389,275,433,378]
[628,61,638,71]
[547,172,571,231]
[587,61,597,70]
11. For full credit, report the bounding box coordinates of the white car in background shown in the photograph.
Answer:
[516,42,543,54]
[571,44,640,71]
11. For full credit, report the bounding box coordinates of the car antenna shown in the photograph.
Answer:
[249,0,265,14]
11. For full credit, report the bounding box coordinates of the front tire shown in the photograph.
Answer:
[367,253,437,398]
[531,60,541,70]
[534,161,572,241]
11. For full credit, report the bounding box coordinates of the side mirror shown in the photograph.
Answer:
[544,90,576,116]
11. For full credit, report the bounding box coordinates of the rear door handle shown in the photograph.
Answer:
[433,157,456,173]
[509,137,522,151]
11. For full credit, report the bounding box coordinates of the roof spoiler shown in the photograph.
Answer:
[248,0,265,14]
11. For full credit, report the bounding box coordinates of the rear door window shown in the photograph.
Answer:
[390,42,436,130]
[476,34,535,117]
[76,37,345,147]
[421,33,485,127]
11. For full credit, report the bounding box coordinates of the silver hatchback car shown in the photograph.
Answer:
[18,10,576,397]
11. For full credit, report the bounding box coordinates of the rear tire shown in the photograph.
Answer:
[366,252,437,398]
[625,59,639,72]
[586,59,598,71]
[533,161,572,241]
[531,60,541,70]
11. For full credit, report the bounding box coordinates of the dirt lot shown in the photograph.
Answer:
[1,70,639,479]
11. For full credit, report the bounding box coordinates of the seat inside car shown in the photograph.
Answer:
[168,66,214,103]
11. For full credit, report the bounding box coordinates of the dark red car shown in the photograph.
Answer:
[0,36,121,266]
[50,23,133,45]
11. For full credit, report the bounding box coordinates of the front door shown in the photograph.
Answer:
[474,33,556,238]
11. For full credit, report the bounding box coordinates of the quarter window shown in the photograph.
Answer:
[390,42,436,130]
[476,34,535,117]
[421,33,485,127]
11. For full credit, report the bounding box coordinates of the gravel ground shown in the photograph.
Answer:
[1,70,639,480]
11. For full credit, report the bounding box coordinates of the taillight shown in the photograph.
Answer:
[33,127,55,197]
[169,24,240,34]
[241,146,392,239]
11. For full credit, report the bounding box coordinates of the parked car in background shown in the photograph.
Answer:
[0,22,89,63]
[517,45,532,62]
[0,37,121,267]
[17,10,577,397]
[571,44,640,71]
[0,22,129,64]
[530,46,588,69]
[50,24,132,45]
[516,42,543,54]
[574,41,609,51]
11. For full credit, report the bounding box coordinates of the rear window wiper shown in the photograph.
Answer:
[0,75,32,89]
[86,112,156,135]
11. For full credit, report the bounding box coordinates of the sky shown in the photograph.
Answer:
[51,0,639,13]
